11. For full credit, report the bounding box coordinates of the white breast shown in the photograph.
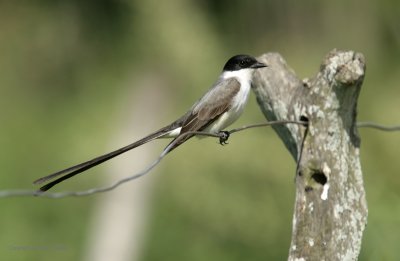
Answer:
[204,68,253,134]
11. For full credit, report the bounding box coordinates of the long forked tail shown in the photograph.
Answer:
[34,127,174,192]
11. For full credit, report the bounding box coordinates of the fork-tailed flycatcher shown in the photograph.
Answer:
[34,54,267,191]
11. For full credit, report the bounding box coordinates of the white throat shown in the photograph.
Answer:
[221,68,254,83]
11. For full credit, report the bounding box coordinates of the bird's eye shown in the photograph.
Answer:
[240,60,246,66]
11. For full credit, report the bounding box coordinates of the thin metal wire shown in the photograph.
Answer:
[357,122,400,131]
[0,120,398,198]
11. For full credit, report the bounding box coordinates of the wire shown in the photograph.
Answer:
[0,120,398,198]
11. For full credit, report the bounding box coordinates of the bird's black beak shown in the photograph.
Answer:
[251,61,267,69]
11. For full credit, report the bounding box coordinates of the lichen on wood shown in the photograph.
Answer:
[252,50,368,261]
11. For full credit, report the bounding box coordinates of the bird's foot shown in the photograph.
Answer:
[218,131,230,145]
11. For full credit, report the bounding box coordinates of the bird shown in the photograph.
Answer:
[33,54,267,191]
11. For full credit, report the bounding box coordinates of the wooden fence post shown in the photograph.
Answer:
[253,50,368,261]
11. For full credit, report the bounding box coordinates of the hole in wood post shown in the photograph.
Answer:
[300,115,309,126]
[311,171,327,185]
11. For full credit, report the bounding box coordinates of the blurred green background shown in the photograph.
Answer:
[1,0,399,260]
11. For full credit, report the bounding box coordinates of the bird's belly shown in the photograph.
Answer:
[204,89,250,134]
[204,110,240,134]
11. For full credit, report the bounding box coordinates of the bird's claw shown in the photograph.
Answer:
[219,131,230,145]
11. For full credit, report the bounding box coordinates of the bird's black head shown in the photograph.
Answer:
[223,54,267,71]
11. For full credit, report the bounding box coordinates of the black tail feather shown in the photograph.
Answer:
[34,128,170,191]
[38,131,196,192]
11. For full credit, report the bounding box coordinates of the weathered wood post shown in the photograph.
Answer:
[252,50,368,260]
